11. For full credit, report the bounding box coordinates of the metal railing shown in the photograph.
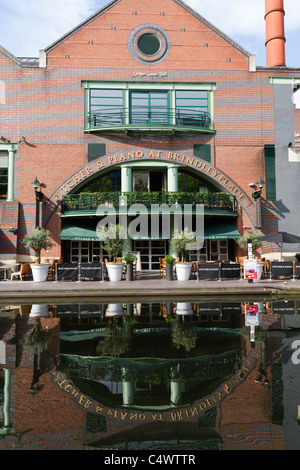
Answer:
[87,107,213,130]
[62,191,236,213]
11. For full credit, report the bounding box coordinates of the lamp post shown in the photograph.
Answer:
[31,177,44,228]
[251,177,265,229]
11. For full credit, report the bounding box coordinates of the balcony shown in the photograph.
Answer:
[61,192,237,216]
[85,108,214,135]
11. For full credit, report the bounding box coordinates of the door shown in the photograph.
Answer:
[130,91,169,124]
[134,240,166,271]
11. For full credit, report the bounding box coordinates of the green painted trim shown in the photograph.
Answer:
[0,142,17,201]
[269,76,300,85]
[84,125,214,135]
[82,81,216,91]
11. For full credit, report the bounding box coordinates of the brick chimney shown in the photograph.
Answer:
[265,0,286,66]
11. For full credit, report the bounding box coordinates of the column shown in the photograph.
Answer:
[121,165,132,193]
[167,164,178,192]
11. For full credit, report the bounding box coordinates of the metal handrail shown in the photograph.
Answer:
[87,107,213,129]
[62,191,236,213]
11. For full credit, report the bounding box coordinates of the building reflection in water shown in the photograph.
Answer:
[0,298,300,450]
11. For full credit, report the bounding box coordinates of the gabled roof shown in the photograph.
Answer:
[44,0,252,58]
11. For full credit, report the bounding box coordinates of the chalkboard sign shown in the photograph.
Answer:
[57,304,79,316]
[198,302,221,315]
[221,263,241,279]
[271,262,293,278]
[222,303,242,314]
[56,263,79,280]
[80,263,102,280]
[197,263,220,280]
[272,300,295,314]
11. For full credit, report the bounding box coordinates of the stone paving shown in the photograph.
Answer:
[0,272,300,300]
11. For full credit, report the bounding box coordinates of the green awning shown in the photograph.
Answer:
[60,221,240,241]
[204,221,240,240]
[60,223,99,241]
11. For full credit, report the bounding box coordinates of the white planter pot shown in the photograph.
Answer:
[176,302,193,315]
[106,263,124,282]
[176,263,192,281]
[30,264,50,282]
[30,304,49,317]
[254,262,264,281]
[106,303,124,316]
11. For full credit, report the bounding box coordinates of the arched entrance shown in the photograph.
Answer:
[43,149,257,265]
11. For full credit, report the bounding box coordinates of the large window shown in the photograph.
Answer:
[176,91,209,126]
[75,170,121,194]
[83,81,215,132]
[130,91,169,124]
[178,169,217,193]
[0,169,7,199]
[90,89,123,127]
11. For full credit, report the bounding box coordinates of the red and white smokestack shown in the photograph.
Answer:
[265,0,286,66]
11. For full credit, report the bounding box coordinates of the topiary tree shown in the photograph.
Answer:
[23,228,54,264]
[236,230,262,256]
[170,227,196,263]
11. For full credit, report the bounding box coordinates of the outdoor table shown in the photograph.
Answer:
[0,264,19,281]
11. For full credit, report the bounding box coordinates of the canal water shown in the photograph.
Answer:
[0,297,300,451]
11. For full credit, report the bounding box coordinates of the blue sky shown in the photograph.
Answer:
[0,0,299,67]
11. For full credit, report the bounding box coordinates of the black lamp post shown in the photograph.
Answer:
[251,177,265,229]
[31,177,44,228]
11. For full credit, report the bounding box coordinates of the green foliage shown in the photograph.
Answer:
[123,253,136,265]
[171,320,197,352]
[236,230,262,254]
[164,255,176,264]
[97,223,126,262]
[170,227,196,262]
[21,319,54,353]
[23,228,54,264]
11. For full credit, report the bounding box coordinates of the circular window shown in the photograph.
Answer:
[138,34,161,56]
[128,25,170,64]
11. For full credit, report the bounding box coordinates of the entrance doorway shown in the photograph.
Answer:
[133,240,166,271]
[133,171,165,192]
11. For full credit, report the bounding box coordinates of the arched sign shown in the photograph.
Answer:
[42,149,257,228]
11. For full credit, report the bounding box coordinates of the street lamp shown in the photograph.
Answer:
[31,177,44,228]
[251,177,265,229]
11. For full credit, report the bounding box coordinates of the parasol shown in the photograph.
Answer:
[260,231,300,261]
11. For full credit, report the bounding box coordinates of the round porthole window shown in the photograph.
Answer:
[128,25,170,64]
[138,33,161,56]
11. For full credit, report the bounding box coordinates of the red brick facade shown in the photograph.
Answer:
[0,0,299,263]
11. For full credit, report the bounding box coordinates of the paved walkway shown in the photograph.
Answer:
[1,272,300,300]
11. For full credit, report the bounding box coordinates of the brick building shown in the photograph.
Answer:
[0,0,300,267]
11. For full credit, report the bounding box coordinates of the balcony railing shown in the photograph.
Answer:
[87,107,213,132]
[62,191,236,213]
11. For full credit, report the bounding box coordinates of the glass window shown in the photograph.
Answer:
[90,89,123,126]
[75,170,121,193]
[0,169,8,199]
[178,169,216,193]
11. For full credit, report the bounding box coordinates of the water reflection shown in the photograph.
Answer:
[0,298,300,450]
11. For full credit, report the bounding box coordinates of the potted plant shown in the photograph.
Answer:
[164,255,176,281]
[97,223,126,281]
[170,227,196,281]
[236,230,264,279]
[123,253,136,281]
[23,228,54,282]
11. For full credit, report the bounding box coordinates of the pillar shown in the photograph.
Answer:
[121,165,132,193]
[167,164,178,192]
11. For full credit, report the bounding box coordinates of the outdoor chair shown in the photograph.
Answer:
[10,263,31,281]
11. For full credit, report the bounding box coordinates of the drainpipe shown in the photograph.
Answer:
[265,0,286,66]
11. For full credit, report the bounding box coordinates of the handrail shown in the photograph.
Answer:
[87,107,213,129]
[62,191,236,213]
